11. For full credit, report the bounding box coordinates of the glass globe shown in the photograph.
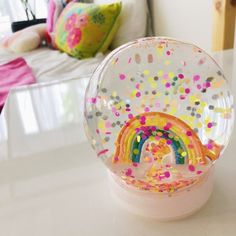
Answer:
[84,37,234,193]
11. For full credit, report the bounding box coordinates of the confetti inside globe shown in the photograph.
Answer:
[84,37,234,195]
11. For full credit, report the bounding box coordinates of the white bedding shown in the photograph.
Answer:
[0,47,106,83]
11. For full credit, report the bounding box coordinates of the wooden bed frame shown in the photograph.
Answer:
[212,0,236,51]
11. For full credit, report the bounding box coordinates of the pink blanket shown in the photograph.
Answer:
[0,57,36,113]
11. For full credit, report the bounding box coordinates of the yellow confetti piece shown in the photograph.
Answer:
[148,77,154,83]
[169,107,177,115]
[133,149,139,155]
[164,97,170,104]
[156,92,162,98]
[205,128,212,133]
[196,108,203,114]
[179,87,185,93]
[170,186,175,193]
[204,117,211,124]
[200,102,207,108]
[137,135,141,143]
[121,109,126,114]
[197,122,203,128]
[98,120,106,131]
[189,95,198,104]
[112,91,117,97]
[161,79,166,85]
[157,70,163,77]
[130,89,137,97]
[143,70,150,75]
[181,152,187,157]
[151,82,157,89]
[168,72,175,78]
[156,46,164,55]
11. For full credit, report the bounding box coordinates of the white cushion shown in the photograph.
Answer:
[94,0,147,48]
[9,32,41,53]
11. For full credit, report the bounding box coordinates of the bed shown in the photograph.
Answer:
[0,0,150,159]
[0,47,106,83]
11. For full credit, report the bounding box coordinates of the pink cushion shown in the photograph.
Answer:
[47,0,58,33]
[0,58,36,112]
[46,0,77,47]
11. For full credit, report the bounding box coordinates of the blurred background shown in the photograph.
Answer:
[0,0,235,51]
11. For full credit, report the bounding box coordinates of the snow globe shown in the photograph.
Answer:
[84,37,234,220]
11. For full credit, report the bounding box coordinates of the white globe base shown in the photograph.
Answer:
[108,167,214,221]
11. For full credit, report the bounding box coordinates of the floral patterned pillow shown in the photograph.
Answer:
[54,2,122,59]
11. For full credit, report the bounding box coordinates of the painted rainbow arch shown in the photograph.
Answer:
[114,112,221,165]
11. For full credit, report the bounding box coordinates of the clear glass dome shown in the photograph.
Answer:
[84,37,234,193]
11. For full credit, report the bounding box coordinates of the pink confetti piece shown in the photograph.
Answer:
[167,140,172,145]
[125,168,132,176]
[165,82,171,88]
[207,122,213,128]
[188,165,195,172]
[198,57,206,65]
[133,163,138,167]
[206,143,213,149]
[193,75,200,81]
[105,121,112,128]
[119,73,126,80]
[185,88,190,94]
[196,84,202,89]
[97,149,109,157]
[164,125,170,131]
[128,113,134,119]
[164,171,170,178]
[186,131,192,136]
[90,97,97,104]
[155,102,161,108]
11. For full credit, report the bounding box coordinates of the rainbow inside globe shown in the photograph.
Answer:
[84,37,234,196]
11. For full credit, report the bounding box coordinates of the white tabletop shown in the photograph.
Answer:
[0,49,235,236]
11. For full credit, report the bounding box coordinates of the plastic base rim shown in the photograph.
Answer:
[108,167,214,221]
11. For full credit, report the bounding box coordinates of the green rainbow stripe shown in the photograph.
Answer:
[131,127,187,164]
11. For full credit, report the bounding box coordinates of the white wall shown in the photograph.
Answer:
[150,0,213,52]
